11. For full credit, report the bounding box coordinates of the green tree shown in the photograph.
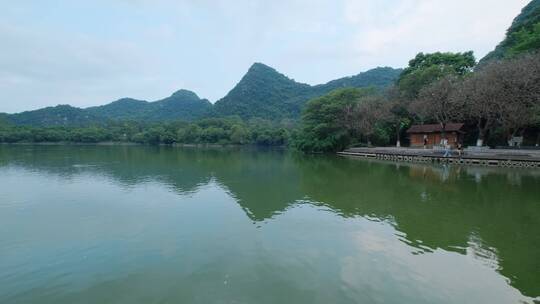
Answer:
[69,127,109,143]
[177,124,202,143]
[398,51,476,99]
[295,88,374,153]
[200,126,228,143]
[230,124,248,144]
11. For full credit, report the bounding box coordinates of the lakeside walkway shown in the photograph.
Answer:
[338,147,540,168]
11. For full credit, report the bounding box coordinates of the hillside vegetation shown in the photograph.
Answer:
[480,0,540,63]
[7,90,212,127]
[213,63,401,120]
[3,64,400,127]
[3,1,538,149]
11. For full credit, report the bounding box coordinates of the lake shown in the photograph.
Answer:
[0,145,539,304]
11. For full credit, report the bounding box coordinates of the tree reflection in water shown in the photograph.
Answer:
[0,145,538,300]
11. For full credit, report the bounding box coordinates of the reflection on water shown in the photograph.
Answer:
[0,145,539,304]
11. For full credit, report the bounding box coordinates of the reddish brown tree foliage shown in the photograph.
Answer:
[409,75,465,140]
[342,95,391,145]
[457,52,540,145]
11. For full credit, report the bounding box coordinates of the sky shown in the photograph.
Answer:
[0,0,531,113]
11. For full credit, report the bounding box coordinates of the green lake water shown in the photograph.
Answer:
[0,145,539,304]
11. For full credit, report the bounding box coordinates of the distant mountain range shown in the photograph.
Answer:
[5,0,537,127]
[213,63,401,120]
[5,89,213,127]
[480,0,540,64]
[2,63,401,126]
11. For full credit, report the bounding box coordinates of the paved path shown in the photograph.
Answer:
[343,147,540,162]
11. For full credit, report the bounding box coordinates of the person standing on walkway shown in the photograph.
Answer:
[457,141,463,158]
[423,135,428,149]
[443,138,451,157]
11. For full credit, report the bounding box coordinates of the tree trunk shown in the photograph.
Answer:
[440,122,446,145]
[477,129,486,147]
[395,124,401,147]
[507,130,514,147]
[476,139,484,147]
[476,119,487,147]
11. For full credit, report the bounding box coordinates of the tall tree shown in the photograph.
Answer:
[409,76,464,142]
[295,88,375,152]
[351,96,392,145]
[384,86,412,147]
[398,51,476,99]
[457,52,540,146]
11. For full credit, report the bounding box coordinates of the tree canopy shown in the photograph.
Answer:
[293,87,377,153]
[397,51,476,99]
[0,118,291,147]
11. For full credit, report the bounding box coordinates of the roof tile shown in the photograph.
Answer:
[406,123,464,133]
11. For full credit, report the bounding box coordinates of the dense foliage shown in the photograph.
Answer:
[397,51,476,99]
[212,63,312,120]
[292,88,392,152]
[0,118,291,146]
[294,50,540,152]
[294,52,476,152]
[508,22,540,55]
[480,0,540,63]
[7,90,212,127]
[89,90,213,122]
[455,53,540,146]
[213,63,401,121]
[7,105,105,127]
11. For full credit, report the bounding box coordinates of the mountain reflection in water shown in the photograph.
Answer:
[0,145,538,304]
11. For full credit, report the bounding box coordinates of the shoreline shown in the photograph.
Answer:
[339,147,540,169]
[0,141,141,146]
[0,142,287,149]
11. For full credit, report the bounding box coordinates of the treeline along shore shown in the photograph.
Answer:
[1,0,540,151]
[0,118,291,147]
[1,52,539,151]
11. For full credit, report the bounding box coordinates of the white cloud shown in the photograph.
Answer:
[0,22,168,112]
[0,0,531,113]
[342,0,529,67]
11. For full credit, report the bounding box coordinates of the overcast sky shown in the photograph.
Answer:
[0,0,530,113]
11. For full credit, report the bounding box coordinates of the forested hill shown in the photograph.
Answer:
[6,105,105,127]
[3,64,401,126]
[86,89,212,122]
[212,63,312,120]
[480,0,540,64]
[6,90,213,127]
[213,63,401,120]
